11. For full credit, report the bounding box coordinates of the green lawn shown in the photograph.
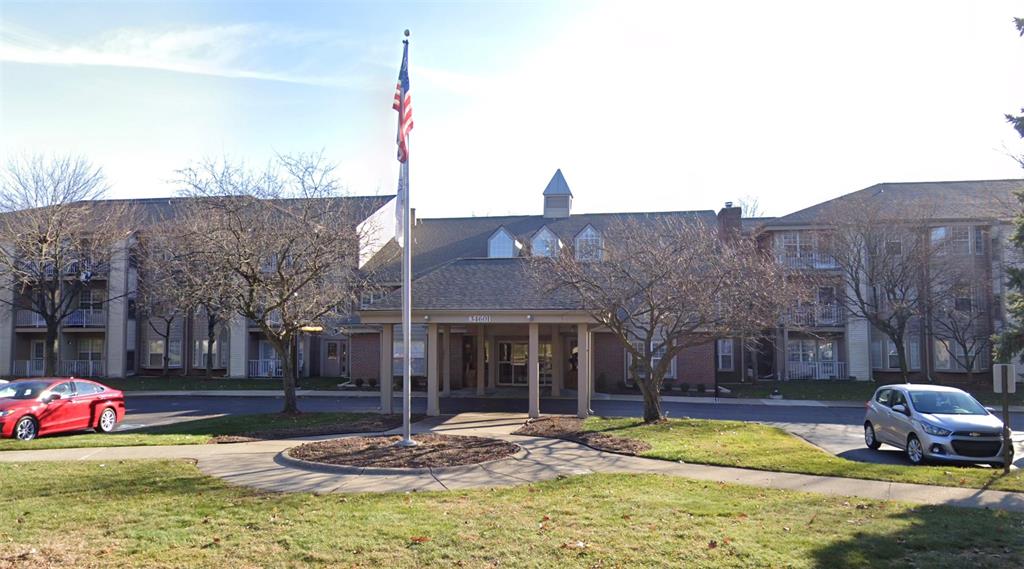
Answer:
[1,460,1022,568]
[584,417,1024,493]
[726,380,1024,406]
[0,412,386,451]
[101,376,351,391]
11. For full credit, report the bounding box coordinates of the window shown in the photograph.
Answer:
[392,324,427,376]
[974,226,986,255]
[874,388,892,406]
[531,227,561,257]
[575,226,603,261]
[360,290,388,308]
[148,339,164,367]
[624,341,675,382]
[487,228,520,258]
[79,289,102,311]
[953,290,974,312]
[950,225,971,255]
[49,382,74,398]
[885,337,920,369]
[717,339,734,371]
[885,240,903,256]
[74,381,104,395]
[930,226,948,245]
[77,338,103,361]
[327,342,339,360]
[195,337,219,368]
[934,339,952,370]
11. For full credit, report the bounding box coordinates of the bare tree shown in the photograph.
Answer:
[175,153,378,413]
[535,216,799,422]
[819,198,937,382]
[0,155,136,375]
[135,227,195,377]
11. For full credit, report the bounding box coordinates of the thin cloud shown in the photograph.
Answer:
[0,23,357,86]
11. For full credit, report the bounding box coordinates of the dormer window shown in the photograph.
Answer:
[531,227,562,257]
[574,225,603,261]
[488,228,521,258]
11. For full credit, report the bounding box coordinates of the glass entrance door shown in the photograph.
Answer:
[497,342,552,386]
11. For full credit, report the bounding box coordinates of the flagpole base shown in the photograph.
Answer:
[394,437,419,447]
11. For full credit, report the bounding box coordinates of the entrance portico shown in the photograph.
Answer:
[359,311,594,419]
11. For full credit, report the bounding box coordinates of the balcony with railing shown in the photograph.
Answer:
[781,252,838,270]
[785,303,846,328]
[12,359,45,377]
[64,309,106,328]
[248,359,283,378]
[15,310,46,328]
[60,360,105,377]
[786,361,848,380]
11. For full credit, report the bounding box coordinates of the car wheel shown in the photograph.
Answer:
[906,434,925,465]
[96,408,118,433]
[14,417,38,441]
[864,423,881,450]
[989,462,1006,469]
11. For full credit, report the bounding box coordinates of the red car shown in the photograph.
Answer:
[0,378,125,441]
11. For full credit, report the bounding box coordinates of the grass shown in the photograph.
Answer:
[1,460,1022,568]
[0,412,383,451]
[101,376,349,392]
[584,417,1024,493]
[726,380,1024,406]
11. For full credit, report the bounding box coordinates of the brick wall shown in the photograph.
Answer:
[350,332,380,382]
[593,332,625,391]
[677,342,715,386]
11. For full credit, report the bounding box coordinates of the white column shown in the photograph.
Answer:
[487,334,497,389]
[104,239,129,378]
[550,325,562,397]
[441,325,452,395]
[528,322,540,418]
[426,323,439,416]
[576,324,591,418]
[228,314,248,378]
[476,325,486,395]
[380,325,393,413]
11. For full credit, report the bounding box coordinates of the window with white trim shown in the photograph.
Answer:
[974,226,986,255]
[717,339,734,371]
[531,227,561,257]
[487,228,520,258]
[624,341,675,382]
[79,288,102,311]
[77,337,103,361]
[575,226,603,261]
[950,225,971,255]
[934,338,952,370]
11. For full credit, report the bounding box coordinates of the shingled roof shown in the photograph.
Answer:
[763,179,1023,228]
[363,209,718,283]
[365,257,582,311]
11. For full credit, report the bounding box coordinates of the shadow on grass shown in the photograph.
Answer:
[811,504,1024,568]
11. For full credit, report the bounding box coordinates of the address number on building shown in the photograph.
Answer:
[468,315,492,323]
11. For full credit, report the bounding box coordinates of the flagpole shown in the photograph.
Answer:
[398,30,416,447]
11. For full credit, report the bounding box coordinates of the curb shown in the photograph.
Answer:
[277,440,528,476]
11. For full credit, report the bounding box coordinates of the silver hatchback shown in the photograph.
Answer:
[864,384,1012,467]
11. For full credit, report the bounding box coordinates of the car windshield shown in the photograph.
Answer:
[909,391,987,415]
[0,381,53,400]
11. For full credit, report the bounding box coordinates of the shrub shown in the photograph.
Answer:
[367,377,378,388]
[354,378,364,388]
[678,382,690,394]
[696,383,707,394]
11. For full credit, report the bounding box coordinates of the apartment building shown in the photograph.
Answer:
[0,195,394,381]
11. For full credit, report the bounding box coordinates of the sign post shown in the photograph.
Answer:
[994,364,1015,474]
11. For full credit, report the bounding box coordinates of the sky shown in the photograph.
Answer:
[1,1,1023,219]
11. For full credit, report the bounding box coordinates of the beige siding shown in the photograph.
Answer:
[105,239,129,377]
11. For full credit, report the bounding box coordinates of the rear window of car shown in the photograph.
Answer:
[874,389,892,406]
[74,382,104,396]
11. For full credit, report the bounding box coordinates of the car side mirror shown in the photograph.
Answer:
[986,407,998,415]
[891,404,909,415]
[44,392,63,403]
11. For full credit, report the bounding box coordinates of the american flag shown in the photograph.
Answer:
[393,40,413,163]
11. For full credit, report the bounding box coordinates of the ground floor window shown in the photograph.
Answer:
[147,338,182,368]
[392,325,426,377]
[77,337,103,361]
[497,341,552,386]
[717,339,734,371]
[625,341,676,383]
[870,336,920,370]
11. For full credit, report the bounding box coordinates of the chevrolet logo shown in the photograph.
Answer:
[969,432,982,437]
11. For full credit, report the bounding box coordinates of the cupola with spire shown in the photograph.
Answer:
[542,169,573,219]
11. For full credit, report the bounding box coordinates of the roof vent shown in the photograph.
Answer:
[725,201,733,208]
[543,169,573,219]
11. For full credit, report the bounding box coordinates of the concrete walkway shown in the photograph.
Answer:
[4,412,1024,512]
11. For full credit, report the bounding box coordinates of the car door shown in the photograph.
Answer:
[871,388,894,443]
[71,381,103,430]
[888,389,914,447]
[37,381,77,434]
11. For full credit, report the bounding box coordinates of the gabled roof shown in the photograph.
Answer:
[363,209,717,282]
[762,179,1023,228]
[542,169,573,197]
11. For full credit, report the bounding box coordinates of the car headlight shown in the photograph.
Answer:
[919,421,952,437]
[0,410,11,417]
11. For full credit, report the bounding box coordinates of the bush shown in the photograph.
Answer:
[367,377,378,388]
[660,381,674,393]
[354,378,364,388]
[696,383,707,394]
[678,382,690,394]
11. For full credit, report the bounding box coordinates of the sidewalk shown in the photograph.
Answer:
[3,412,1024,512]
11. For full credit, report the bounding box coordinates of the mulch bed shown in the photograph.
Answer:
[209,414,424,444]
[513,416,651,456]
[288,433,520,468]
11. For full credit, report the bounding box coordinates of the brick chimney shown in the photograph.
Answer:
[717,201,742,240]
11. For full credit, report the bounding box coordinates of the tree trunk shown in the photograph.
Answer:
[161,320,172,377]
[44,325,58,376]
[895,339,910,383]
[637,377,664,422]
[206,319,216,378]
[276,337,299,414]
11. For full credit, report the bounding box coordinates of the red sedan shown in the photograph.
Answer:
[0,378,125,441]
